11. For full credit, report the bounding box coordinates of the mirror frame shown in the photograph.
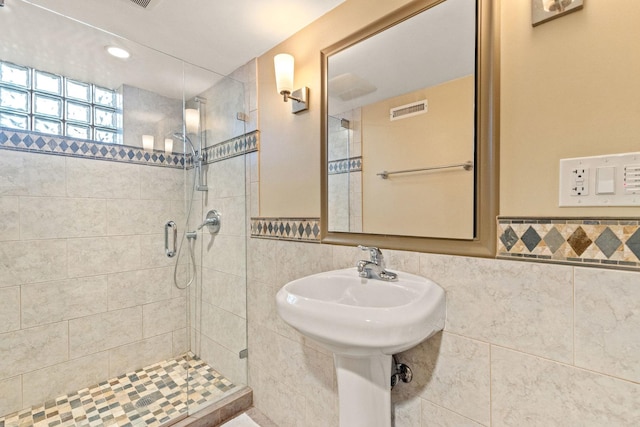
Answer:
[320,0,499,257]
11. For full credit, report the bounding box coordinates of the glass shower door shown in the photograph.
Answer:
[182,63,250,417]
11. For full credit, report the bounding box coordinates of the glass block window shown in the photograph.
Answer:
[34,117,62,135]
[95,128,118,143]
[66,101,91,123]
[66,123,91,139]
[33,93,63,118]
[0,111,28,129]
[0,87,29,112]
[34,70,62,95]
[0,62,30,88]
[66,80,91,102]
[0,59,122,143]
[94,86,117,107]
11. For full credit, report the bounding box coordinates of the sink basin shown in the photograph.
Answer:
[276,267,446,427]
[276,267,446,356]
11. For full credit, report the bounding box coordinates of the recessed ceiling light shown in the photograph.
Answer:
[106,46,131,59]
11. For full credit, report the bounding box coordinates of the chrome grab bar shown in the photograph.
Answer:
[165,221,177,258]
[377,161,473,179]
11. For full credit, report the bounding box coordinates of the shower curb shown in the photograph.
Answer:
[169,387,253,427]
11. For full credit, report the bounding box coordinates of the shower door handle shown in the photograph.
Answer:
[165,221,177,258]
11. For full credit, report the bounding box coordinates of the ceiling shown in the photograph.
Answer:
[0,0,344,98]
[328,0,476,115]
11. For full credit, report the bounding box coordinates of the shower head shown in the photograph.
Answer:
[172,132,196,156]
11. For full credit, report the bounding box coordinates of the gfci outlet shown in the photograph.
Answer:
[559,152,640,207]
[570,168,589,196]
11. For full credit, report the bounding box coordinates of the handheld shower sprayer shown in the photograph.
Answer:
[172,132,208,192]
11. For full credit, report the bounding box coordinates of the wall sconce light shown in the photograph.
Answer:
[274,53,309,114]
[142,134,154,151]
[532,0,583,26]
[164,138,173,155]
[185,108,199,133]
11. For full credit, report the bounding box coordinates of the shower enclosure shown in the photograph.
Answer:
[0,1,252,425]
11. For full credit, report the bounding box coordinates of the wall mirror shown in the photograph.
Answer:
[321,0,498,257]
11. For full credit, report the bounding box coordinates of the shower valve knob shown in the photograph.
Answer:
[198,210,221,234]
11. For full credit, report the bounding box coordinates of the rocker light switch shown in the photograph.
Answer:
[596,166,615,194]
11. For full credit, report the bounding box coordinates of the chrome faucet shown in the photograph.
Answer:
[356,245,398,281]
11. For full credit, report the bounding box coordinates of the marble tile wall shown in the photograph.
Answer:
[327,110,363,233]
[0,148,189,417]
[200,59,257,147]
[122,84,182,151]
[0,59,254,419]
[246,239,640,426]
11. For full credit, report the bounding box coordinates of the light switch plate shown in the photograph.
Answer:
[595,166,615,195]
[559,152,640,207]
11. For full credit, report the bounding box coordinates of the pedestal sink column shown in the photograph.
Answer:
[334,353,393,427]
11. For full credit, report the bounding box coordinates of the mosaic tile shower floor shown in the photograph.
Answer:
[0,353,236,427]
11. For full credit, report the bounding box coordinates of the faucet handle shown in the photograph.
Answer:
[357,245,384,264]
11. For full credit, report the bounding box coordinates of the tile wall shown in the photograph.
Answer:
[327,111,362,233]
[0,57,255,422]
[0,148,189,417]
[246,239,640,426]
[122,84,183,150]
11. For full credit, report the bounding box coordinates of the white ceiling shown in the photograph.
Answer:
[328,0,476,115]
[0,0,344,98]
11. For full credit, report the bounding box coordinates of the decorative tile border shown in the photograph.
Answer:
[497,217,640,269]
[328,156,362,175]
[0,128,259,169]
[202,130,259,165]
[251,217,321,242]
[0,127,185,168]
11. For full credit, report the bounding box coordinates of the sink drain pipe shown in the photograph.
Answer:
[391,356,413,389]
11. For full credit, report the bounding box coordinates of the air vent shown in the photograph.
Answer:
[390,100,428,121]
[129,0,153,8]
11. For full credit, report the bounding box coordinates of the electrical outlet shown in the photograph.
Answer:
[570,168,589,196]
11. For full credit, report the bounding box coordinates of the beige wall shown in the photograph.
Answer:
[362,76,474,238]
[259,0,640,219]
[258,0,414,217]
[501,0,640,216]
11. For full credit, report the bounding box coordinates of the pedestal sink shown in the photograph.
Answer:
[275,267,446,427]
